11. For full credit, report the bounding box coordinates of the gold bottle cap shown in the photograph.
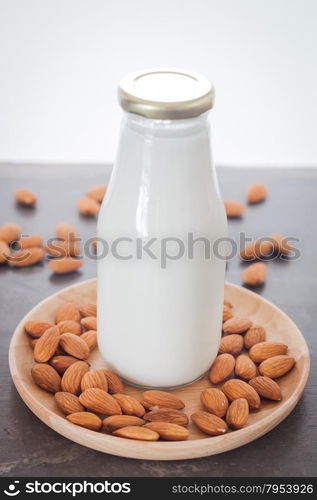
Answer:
[118,68,215,120]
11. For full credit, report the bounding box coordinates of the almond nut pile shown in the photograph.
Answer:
[26,298,296,442]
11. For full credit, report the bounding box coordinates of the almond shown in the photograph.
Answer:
[31,363,61,393]
[48,257,84,274]
[219,334,244,356]
[44,240,81,257]
[103,415,144,432]
[270,233,292,255]
[240,240,273,260]
[55,302,81,323]
[141,390,185,410]
[191,411,228,436]
[246,183,267,204]
[234,354,257,380]
[55,223,78,241]
[249,376,282,401]
[14,188,37,206]
[49,355,80,374]
[9,247,44,267]
[77,197,100,216]
[61,360,89,394]
[242,262,267,286]
[0,240,10,263]
[226,398,249,429]
[200,388,228,417]
[223,304,233,322]
[87,184,107,203]
[224,200,245,218]
[80,330,97,350]
[209,353,236,384]
[249,341,288,363]
[59,333,90,360]
[259,355,295,379]
[223,317,252,334]
[57,320,82,336]
[81,370,108,392]
[79,302,97,317]
[102,370,124,394]
[17,234,43,250]
[66,412,102,431]
[244,326,266,349]
[30,338,38,349]
[222,379,261,409]
[33,325,60,362]
[24,320,54,338]
[54,392,84,414]
[143,408,188,426]
[113,426,159,441]
[0,223,21,243]
[81,316,97,331]
[144,422,189,441]
[79,388,122,415]
[113,394,145,417]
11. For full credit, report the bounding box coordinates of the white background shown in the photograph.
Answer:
[0,0,316,167]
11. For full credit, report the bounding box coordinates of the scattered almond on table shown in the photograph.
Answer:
[26,297,296,441]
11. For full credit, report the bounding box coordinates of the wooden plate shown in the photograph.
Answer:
[9,279,309,460]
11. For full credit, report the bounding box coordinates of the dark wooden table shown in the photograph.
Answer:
[0,164,316,477]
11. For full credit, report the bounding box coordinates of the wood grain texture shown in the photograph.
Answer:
[9,278,309,461]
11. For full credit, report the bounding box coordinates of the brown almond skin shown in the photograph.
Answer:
[49,355,80,374]
[81,316,97,331]
[79,388,122,415]
[191,411,228,436]
[78,197,100,216]
[87,184,107,203]
[223,317,253,334]
[270,234,292,255]
[103,370,124,394]
[113,394,145,417]
[0,223,21,243]
[242,262,267,286]
[219,334,244,357]
[103,415,144,432]
[141,390,185,410]
[209,353,236,384]
[17,235,43,249]
[143,408,189,426]
[246,183,267,204]
[14,188,37,206]
[61,360,89,394]
[31,363,61,393]
[200,388,228,418]
[113,426,159,441]
[9,247,44,267]
[249,341,288,363]
[55,223,78,241]
[244,326,266,349]
[0,240,10,263]
[224,200,245,218]
[59,333,90,360]
[48,258,84,274]
[79,302,97,317]
[57,320,82,336]
[249,376,282,401]
[259,355,295,379]
[24,320,54,338]
[81,330,97,350]
[222,379,261,409]
[34,325,60,362]
[55,302,81,323]
[240,240,273,260]
[226,398,249,429]
[235,354,257,380]
[54,392,84,414]
[67,412,102,431]
[223,304,233,323]
[81,370,108,392]
[144,422,189,441]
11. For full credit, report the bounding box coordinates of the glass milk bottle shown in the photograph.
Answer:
[97,69,227,388]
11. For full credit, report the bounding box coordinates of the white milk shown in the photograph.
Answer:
[97,69,227,388]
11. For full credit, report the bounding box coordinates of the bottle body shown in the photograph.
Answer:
[97,112,227,388]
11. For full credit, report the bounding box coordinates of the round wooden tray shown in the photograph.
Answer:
[9,278,309,460]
